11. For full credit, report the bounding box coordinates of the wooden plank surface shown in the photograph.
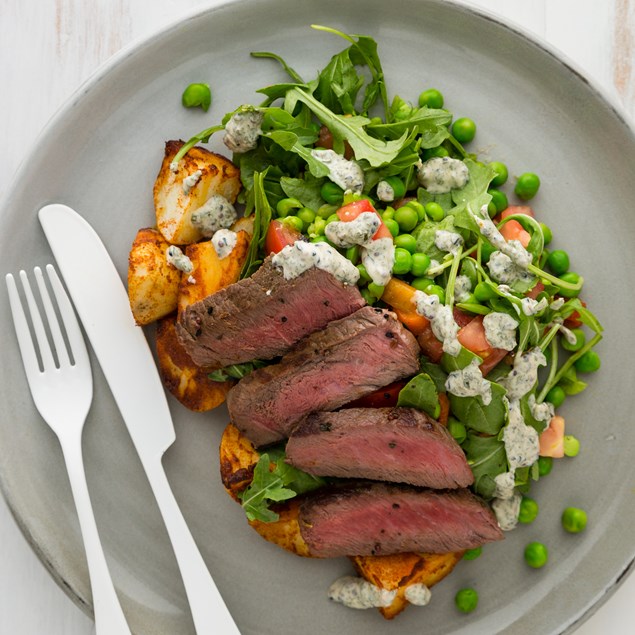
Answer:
[0,0,633,633]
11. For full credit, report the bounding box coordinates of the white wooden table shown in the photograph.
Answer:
[0,1,633,633]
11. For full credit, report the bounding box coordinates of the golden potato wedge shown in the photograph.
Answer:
[177,229,251,314]
[218,422,462,617]
[128,228,180,325]
[351,551,463,619]
[156,316,233,411]
[154,140,241,245]
[232,214,255,237]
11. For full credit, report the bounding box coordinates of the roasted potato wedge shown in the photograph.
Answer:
[178,229,251,314]
[128,228,181,325]
[218,422,463,618]
[154,140,241,245]
[156,316,233,411]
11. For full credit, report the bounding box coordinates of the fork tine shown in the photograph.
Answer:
[19,269,57,372]
[45,264,90,369]
[5,273,42,378]
[34,266,71,368]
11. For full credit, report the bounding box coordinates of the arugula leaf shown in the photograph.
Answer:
[208,360,269,382]
[265,129,330,178]
[558,366,588,395]
[368,106,451,144]
[414,215,461,262]
[251,51,305,84]
[285,87,411,167]
[239,452,325,523]
[240,170,273,279]
[449,382,508,435]
[463,432,507,500]
[280,175,325,210]
[397,373,440,418]
[313,45,364,115]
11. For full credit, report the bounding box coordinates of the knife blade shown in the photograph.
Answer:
[39,203,240,635]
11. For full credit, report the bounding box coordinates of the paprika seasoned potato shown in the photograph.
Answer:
[154,140,241,245]
[127,228,180,325]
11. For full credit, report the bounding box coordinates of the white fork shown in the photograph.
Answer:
[5,265,131,635]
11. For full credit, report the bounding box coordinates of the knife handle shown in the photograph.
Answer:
[144,458,240,635]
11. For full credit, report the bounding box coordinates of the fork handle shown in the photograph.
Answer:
[61,435,132,635]
[144,457,240,635]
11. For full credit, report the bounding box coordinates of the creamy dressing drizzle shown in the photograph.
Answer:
[500,348,546,401]
[191,194,237,237]
[412,290,461,356]
[521,296,548,316]
[404,584,432,606]
[453,275,472,303]
[445,358,492,405]
[492,491,522,531]
[376,180,395,202]
[328,576,397,609]
[182,169,202,195]
[361,237,394,286]
[166,245,193,274]
[528,394,554,427]
[325,212,379,248]
[503,397,540,470]
[272,241,360,285]
[416,157,469,194]
[311,149,364,194]
[223,108,264,153]
[550,297,566,310]
[487,251,533,285]
[483,312,518,351]
[211,228,237,259]
[434,230,464,256]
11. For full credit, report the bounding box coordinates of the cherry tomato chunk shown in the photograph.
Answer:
[336,200,393,240]
[264,219,302,255]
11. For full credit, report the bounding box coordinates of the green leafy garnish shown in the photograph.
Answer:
[208,360,268,382]
[397,373,440,418]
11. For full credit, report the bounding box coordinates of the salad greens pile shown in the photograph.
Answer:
[176,26,602,522]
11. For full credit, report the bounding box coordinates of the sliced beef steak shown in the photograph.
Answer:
[299,482,503,557]
[286,407,473,489]
[227,307,420,447]
[176,258,365,367]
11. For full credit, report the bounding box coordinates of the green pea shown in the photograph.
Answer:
[426,284,445,303]
[346,245,360,264]
[524,541,548,569]
[181,82,212,111]
[564,435,580,457]
[574,349,601,373]
[384,218,400,237]
[297,207,316,227]
[360,288,376,305]
[307,217,327,238]
[276,197,302,218]
[393,102,414,121]
[518,497,539,524]
[393,248,413,275]
[474,281,497,302]
[394,234,417,253]
[383,176,407,200]
[394,206,419,232]
[489,161,509,187]
[561,328,585,352]
[382,207,395,221]
[411,252,431,277]
[540,222,553,245]
[282,215,303,233]
[460,259,478,288]
[515,172,541,200]
[424,201,445,222]
[368,116,383,126]
[558,272,582,298]
[316,204,339,219]
[481,242,496,263]
[452,117,477,144]
[487,201,498,218]
[455,588,478,613]
[488,188,508,213]
[545,386,566,408]
[321,181,344,205]
[309,236,335,247]
[422,146,449,160]
[412,277,435,292]
[405,200,426,222]
[462,547,482,561]
[537,456,553,477]
[562,507,588,533]
[325,213,341,226]
[356,263,372,284]
[448,418,466,444]
[368,282,385,299]
[546,250,570,276]
[418,88,444,109]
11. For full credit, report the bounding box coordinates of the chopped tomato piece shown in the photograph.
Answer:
[345,380,407,409]
[337,200,392,240]
[417,326,444,363]
[264,219,302,255]
[539,415,565,458]
[452,307,473,328]
[479,349,508,376]
[500,219,531,247]
[457,315,508,376]
[563,300,587,328]
[526,281,545,300]
[438,393,450,426]
[501,205,535,219]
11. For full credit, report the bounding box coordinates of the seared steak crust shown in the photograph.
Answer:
[286,407,474,489]
[227,307,420,447]
[176,258,365,368]
[299,482,503,557]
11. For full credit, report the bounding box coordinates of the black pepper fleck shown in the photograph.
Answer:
[319,422,332,432]
[392,503,400,509]
[388,442,397,448]
[323,300,330,306]
[207,306,214,315]
[195,328,202,337]
[385,331,395,339]
[281,316,288,323]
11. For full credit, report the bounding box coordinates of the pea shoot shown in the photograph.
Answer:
[181,82,212,111]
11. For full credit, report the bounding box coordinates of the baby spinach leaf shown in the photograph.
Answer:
[519,393,548,433]
[397,373,440,418]
[280,175,325,210]
[463,432,507,500]
[414,215,460,262]
[420,361,448,392]
[558,366,588,395]
[440,346,481,373]
[449,382,507,435]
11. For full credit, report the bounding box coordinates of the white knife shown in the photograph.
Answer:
[39,203,240,635]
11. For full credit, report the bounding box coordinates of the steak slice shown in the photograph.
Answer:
[299,482,503,557]
[227,307,420,447]
[176,257,365,367]
[286,407,474,489]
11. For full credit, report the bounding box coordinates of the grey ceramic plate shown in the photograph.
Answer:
[1,0,634,633]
